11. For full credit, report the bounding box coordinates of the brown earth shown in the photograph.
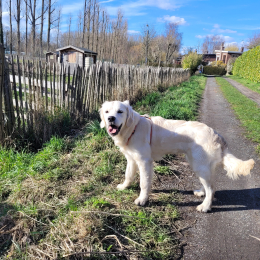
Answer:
[152,76,260,260]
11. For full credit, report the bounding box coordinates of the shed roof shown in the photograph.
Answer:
[56,45,97,55]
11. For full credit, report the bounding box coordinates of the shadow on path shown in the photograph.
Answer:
[177,188,260,212]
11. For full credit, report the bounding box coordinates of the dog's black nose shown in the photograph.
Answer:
[108,116,116,122]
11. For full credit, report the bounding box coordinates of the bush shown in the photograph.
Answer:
[203,66,226,75]
[210,60,226,68]
[226,57,237,75]
[182,52,203,74]
[233,45,260,82]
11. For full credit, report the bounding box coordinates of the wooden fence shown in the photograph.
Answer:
[0,50,190,145]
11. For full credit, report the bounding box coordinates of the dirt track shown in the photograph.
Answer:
[180,76,260,259]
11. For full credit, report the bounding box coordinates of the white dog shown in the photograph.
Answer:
[99,100,255,212]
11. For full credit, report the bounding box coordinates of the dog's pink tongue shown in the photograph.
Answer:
[108,126,117,134]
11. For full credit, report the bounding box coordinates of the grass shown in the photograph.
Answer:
[227,75,260,94]
[0,75,207,259]
[216,77,260,154]
[135,75,206,121]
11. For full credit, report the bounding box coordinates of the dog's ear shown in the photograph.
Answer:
[124,101,134,128]
[123,100,130,106]
[99,105,106,128]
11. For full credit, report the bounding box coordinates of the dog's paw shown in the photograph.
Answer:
[194,190,205,197]
[134,197,148,206]
[117,184,127,190]
[196,204,211,213]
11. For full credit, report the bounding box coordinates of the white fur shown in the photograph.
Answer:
[99,101,255,212]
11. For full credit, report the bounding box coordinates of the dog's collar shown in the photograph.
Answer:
[126,116,152,146]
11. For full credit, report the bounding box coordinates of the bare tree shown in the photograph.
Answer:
[247,31,260,49]
[141,23,156,65]
[25,0,28,54]
[202,35,224,54]
[56,7,61,48]
[225,43,239,51]
[7,0,12,53]
[86,0,91,48]
[165,23,182,65]
[27,0,47,56]
[47,0,59,51]
[39,0,45,56]
[67,14,72,45]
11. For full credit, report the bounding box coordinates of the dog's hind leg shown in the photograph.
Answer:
[194,186,205,197]
[196,174,214,213]
[117,155,138,190]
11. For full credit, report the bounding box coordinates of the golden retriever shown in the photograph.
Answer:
[99,100,255,212]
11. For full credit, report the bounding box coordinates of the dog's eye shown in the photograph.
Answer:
[105,110,109,113]
[117,110,123,114]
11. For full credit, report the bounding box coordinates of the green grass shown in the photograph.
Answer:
[216,77,260,154]
[135,75,206,121]
[0,76,206,259]
[227,75,260,94]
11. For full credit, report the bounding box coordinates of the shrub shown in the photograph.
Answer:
[233,45,260,82]
[210,60,226,68]
[203,66,226,75]
[182,52,203,74]
[226,57,237,75]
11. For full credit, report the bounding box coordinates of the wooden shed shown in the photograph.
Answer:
[56,45,98,71]
[46,51,59,65]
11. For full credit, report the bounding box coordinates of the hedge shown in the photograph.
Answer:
[203,66,226,75]
[233,45,260,82]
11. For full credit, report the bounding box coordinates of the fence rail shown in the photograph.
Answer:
[1,49,190,145]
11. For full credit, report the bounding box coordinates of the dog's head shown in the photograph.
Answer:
[99,100,136,137]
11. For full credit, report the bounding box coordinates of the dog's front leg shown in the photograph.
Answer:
[134,158,154,206]
[117,155,137,190]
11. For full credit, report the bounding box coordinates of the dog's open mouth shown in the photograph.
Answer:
[108,124,122,136]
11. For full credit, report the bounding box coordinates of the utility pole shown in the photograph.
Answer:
[145,24,149,66]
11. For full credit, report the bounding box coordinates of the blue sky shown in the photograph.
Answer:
[100,0,260,50]
[3,0,260,52]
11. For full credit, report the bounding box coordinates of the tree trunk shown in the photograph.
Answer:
[40,0,44,56]
[87,0,91,49]
[47,0,51,51]
[9,0,12,54]
[82,0,87,47]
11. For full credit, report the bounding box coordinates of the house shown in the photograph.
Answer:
[202,53,216,65]
[46,45,98,71]
[215,43,244,64]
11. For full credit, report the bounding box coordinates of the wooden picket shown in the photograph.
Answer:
[0,54,190,144]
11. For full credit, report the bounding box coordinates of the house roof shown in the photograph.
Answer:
[46,51,59,55]
[56,45,98,55]
[203,53,216,57]
[215,50,243,54]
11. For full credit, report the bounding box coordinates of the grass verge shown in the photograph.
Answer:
[0,76,206,259]
[135,75,206,120]
[216,77,260,154]
[227,75,260,94]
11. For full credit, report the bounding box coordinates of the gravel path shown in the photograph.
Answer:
[224,77,260,106]
[182,76,260,260]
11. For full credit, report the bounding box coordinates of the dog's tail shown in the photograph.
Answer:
[222,149,255,180]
